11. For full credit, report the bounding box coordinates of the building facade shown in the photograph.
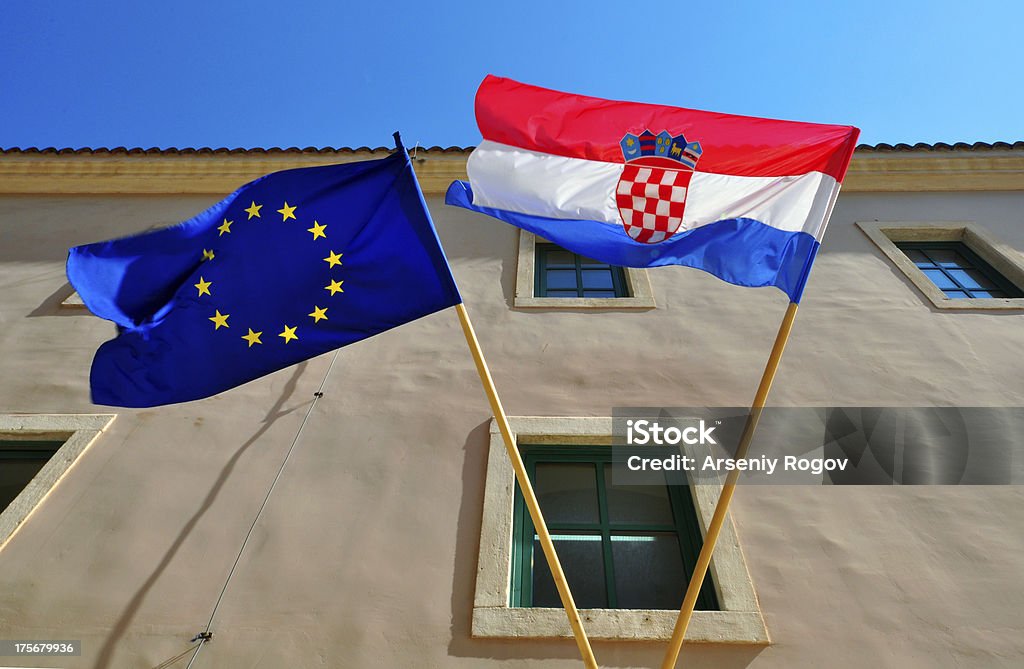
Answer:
[0,143,1022,668]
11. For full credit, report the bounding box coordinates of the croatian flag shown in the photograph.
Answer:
[446,76,860,302]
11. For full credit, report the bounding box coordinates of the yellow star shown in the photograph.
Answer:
[309,306,328,323]
[307,221,327,240]
[194,276,212,297]
[202,248,215,261]
[217,218,233,236]
[626,137,635,146]
[244,201,262,219]
[325,279,344,296]
[241,328,263,347]
[278,325,298,343]
[209,310,230,330]
[277,202,297,222]
[323,250,343,268]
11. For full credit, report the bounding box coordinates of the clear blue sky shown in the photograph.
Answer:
[1,1,1020,150]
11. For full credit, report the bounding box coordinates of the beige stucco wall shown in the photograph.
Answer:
[0,184,1021,668]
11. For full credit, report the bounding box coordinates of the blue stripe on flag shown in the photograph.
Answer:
[446,181,819,302]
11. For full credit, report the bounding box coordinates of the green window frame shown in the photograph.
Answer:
[510,445,719,610]
[535,243,629,298]
[896,241,1024,299]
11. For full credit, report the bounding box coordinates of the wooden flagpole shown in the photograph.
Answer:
[660,301,800,669]
[455,303,599,669]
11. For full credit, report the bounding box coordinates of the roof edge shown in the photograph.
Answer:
[3,142,1024,194]
[2,141,1023,156]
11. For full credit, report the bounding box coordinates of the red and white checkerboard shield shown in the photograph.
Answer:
[615,162,695,244]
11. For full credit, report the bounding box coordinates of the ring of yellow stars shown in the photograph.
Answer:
[209,310,230,330]
[241,328,263,347]
[307,221,327,240]
[194,276,212,297]
[277,202,297,222]
[323,250,343,268]
[244,201,262,219]
[309,306,328,323]
[278,325,298,343]
[199,200,351,342]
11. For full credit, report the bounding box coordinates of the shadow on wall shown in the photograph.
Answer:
[0,194,204,263]
[444,421,767,668]
[91,361,311,669]
[432,203,519,309]
[28,281,86,318]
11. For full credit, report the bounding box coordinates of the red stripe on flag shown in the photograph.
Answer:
[475,75,860,181]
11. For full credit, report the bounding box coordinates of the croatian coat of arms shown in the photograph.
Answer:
[616,130,702,244]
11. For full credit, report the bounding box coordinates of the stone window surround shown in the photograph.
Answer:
[857,221,1024,310]
[472,415,768,643]
[514,231,657,310]
[61,291,86,309]
[0,414,116,551]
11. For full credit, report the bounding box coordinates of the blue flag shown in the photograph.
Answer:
[68,147,462,407]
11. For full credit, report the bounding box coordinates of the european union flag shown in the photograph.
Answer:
[67,146,462,407]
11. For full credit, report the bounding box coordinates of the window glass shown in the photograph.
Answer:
[535,463,599,524]
[611,533,688,609]
[0,440,64,512]
[904,248,931,265]
[947,269,994,290]
[546,250,576,267]
[536,244,629,298]
[532,533,608,608]
[923,269,957,290]
[604,468,675,525]
[581,269,615,290]
[545,270,579,290]
[513,448,718,610]
[896,242,1024,299]
[926,248,969,267]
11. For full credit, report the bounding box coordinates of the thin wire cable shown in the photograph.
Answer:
[184,350,342,669]
[151,642,202,669]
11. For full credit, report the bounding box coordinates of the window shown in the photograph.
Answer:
[514,231,656,309]
[0,414,115,551]
[61,290,86,309]
[535,244,629,299]
[857,222,1024,310]
[0,439,65,513]
[895,242,1023,299]
[472,416,767,642]
[512,446,718,611]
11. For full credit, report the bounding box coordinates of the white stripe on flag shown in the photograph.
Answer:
[467,141,621,223]
[468,140,838,240]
